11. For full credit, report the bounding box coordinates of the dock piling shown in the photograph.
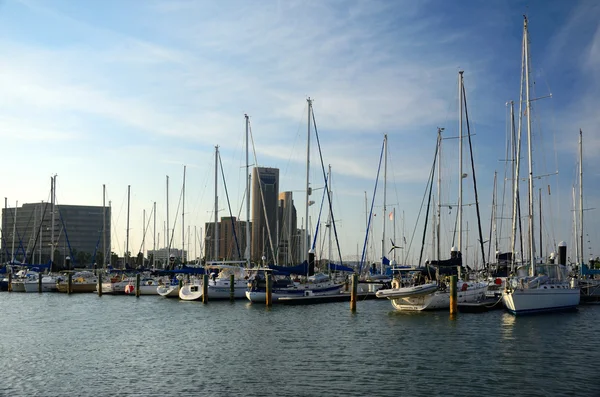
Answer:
[38,273,42,293]
[450,275,457,315]
[135,274,141,298]
[266,273,272,307]
[350,273,358,311]
[230,274,235,301]
[7,272,12,293]
[98,274,103,297]
[202,274,208,304]
[67,273,73,294]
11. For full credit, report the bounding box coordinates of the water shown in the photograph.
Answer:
[0,293,598,397]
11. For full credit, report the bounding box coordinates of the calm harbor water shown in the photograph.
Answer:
[0,293,598,397]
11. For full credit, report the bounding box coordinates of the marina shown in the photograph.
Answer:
[1,291,599,396]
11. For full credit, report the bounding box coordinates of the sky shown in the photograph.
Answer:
[0,0,599,266]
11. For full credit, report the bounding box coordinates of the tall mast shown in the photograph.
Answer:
[573,186,579,264]
[166,175,170,268]
[304,98,312,263]
[214,145,219,261]
[108,200,112,267]
[327,165,333,267]
[39,202,43,265]
[509,99,521,272]
[436,128,443,261]
[245,114,251,267]
[458,71,464,254]
[11,200,17,264]
[126,184,130,269]
[182,165,186,264]
[153,201,156,268]
[381,134,388,274]
[50,175,56,269]
[102,184,106,270]
[142,209,146,262]
[579,129,584,265]
[524,16,536,276]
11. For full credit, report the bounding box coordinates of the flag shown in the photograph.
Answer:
[388,211,393,221]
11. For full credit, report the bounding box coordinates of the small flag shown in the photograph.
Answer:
[388,211,393,221]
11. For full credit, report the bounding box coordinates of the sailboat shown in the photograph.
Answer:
[501,16,580,315]
[246,99,344,303]
[376,72,488,311]
[576,130,600,301]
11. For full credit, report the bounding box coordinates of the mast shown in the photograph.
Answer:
[50,176,56,269]
[381,134,387,274]
[11,201,17,264]
[458,71,464,254]
[108,200,112,267]
[245,114,251,268]
[39,202,43,265]
[573,186,579,264]
[524,16,536,276]
[166,175,170,268]
[579,129,584,265]
[214,145,219,261]
[182,165,186,264]
[327,165,333,268]
[142,209,146,262]
[436,128,443,261]
[304,98,312,263]
[153,201,156,268]
[126,184,130,269]
[102,184,106,270]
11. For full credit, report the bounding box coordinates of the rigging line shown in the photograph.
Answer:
[25,201,51,265]
[311,108,344,267]
[404,136,438,268]
[248,120,277,264]
[218,152,242,261]
[418,135,438,268]
[136,205,155,256]
[462,82,487,266]
[359,138,385,274]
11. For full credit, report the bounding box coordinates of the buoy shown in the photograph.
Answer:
[461,283,468,291]
[125,284,135,294]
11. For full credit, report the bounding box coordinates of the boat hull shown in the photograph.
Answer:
[387,281,488,311]
[376,282,439,299]
[246,283,344,303]
[502,286,580,315]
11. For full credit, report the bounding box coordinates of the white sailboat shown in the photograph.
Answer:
[502,16,580,315]
[376,72,488,311]
[245,99,344,303]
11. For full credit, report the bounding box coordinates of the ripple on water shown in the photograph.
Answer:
[0,294,599,396]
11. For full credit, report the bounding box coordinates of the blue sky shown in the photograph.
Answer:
[1,0,598,266]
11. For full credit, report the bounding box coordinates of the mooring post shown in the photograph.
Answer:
[202,274,209,304]
[230,274,235,301]
[67,273,73,295]
[266,273,272,307]
[98,273,103,297]
[135,274,141,297]
[450,275,457,315]
[350,273,358,311]
[7,272,12,293]
[38,273,43,293]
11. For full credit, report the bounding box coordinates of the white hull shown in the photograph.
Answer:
[245,283,344,303]
[387,281,488,311]
[23,281,57,293]
[376,282,439,299]
[157,285,180,298]
[178,280,248,300]
[11,281,26,292]
[502,284,580,315]
[179,283,203,301]
[101,281,128,294]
